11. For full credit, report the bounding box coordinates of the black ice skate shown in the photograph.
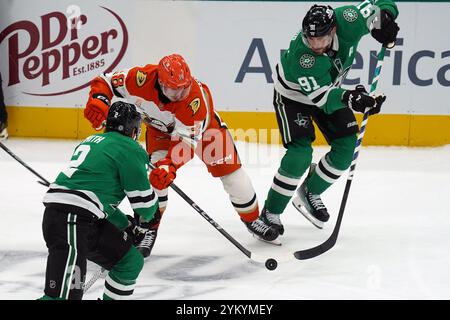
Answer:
[292,164,330,229]
[242,218,280,244]
[137,229,157,258]
[260,207,284,235]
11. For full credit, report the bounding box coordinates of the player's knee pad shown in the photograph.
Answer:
[282,138,313,177]
[328,134,357,170]
[220,168,258,216]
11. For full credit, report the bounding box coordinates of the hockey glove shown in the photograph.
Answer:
[371,9,399,48]
[343,85,386,115]
[124,215,138,240]
[84,93,110,130]
[149,158,177,190]
[132,220,152,245]
[124,215,152,245]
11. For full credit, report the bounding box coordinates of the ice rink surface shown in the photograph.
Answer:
[1,138,449,300]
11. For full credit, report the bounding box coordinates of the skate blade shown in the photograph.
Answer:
[292,199,324,229]
[251,233,282,246]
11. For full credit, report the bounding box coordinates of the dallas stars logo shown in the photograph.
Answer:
[294,113,309,128]
[343,8,358,23]
[300,54,315,68]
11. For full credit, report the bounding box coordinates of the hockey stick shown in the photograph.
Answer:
[0,141,50,187]
[0,142,107,292]
[150,164,285,268]
[294,45,389,260]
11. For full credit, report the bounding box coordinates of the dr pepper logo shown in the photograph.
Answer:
[0,6,128,96]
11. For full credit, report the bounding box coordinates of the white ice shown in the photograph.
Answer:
[1,138,450,300]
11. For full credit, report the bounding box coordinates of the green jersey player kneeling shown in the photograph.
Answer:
[260,1,399,237]
[40,101,158,300]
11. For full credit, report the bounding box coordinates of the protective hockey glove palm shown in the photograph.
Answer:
[149,158,177,190]
[371,9,399,48]
[343,85,386,115]
[84,93,110,130]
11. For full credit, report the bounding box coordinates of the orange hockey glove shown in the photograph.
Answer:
[149,159,177,190]
[84,94,110,130]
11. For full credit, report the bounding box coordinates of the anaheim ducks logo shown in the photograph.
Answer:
[299,54,315,68]
[136,70,147,87]
[189,98,201,115]
[343,8,358,23]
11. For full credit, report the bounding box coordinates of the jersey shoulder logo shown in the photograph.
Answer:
[189,98,201,115]
[136,70,147,87]
[343,8,358,23]
[299,54,315,69]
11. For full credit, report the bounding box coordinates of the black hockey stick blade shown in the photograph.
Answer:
[38,180,50,187]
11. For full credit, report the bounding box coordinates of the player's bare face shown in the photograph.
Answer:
[160,81,192,102]
[307,34,333,55]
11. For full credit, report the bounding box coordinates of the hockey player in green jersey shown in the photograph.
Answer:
[40,101,158,300]
[260,1,399,237]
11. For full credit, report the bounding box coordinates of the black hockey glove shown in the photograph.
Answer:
[124,215,151,245]
[371,9,399,48]
[342,85,386,115]
[124,215,138,240]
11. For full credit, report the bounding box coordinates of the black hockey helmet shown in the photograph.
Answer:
[302,5,336,37]
[105,101,142,140]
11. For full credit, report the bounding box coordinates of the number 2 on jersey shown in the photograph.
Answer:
[63,145,91,178]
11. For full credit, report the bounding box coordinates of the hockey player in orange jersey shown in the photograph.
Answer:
[84,54,279,256]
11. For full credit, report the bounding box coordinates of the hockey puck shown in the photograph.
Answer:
[265,258,278,271]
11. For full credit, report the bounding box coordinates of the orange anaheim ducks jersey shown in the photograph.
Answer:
[89,64,216,149]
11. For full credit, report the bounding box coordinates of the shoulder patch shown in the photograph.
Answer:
[299,54,315,69]
[136,70,147,87]
[343,8,358,23]
[189,98,201,115]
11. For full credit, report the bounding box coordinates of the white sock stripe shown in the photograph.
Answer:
[106,274,136,292]
[271,183,296,197]
[319,157,345,176]
[275,172,300,186]
[315,165,337,184]
[104,287,132,300]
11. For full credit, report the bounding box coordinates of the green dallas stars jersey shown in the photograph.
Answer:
[43,131,157,230]
[275,0,398,114]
